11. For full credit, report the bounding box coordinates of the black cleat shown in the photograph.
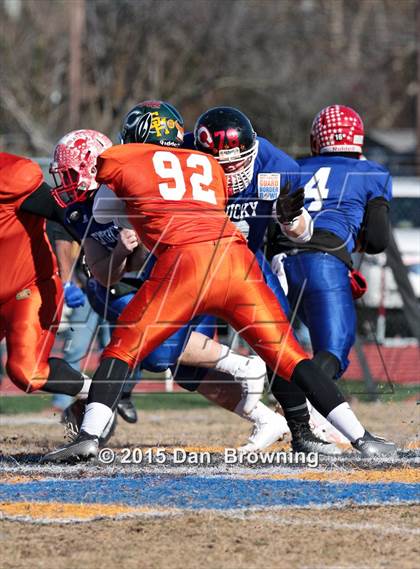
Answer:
[117,396,138,424]
[61,399,85,439]
[41,430,99,463]
[289,419,342,456]
[352,430,397,457]
[61,400,117,445]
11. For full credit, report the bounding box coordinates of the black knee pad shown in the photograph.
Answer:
[312,351,340,380]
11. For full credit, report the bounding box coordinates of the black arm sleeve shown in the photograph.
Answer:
[19,183,81,243]
[358,197,390,254]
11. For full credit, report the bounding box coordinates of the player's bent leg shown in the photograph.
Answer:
[141,324,191,372]
[307,350,350,444]
[179,337,265,415]
[257,250,338,452]
[271,372,341,454]
[46,261,199,462]
[287,253,356,378]
[224,247,396,457]
[285,360,397,457]
[183,369,289,452]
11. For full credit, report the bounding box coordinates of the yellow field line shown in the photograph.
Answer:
[244,468,420,483]
[0,502,176,521]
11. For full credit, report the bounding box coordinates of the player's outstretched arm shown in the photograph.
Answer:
[276,183,312,242]
[19,183,81,242]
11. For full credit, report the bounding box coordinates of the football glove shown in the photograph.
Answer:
[276,182,305,224]
[63,282,86,308]
[349,270,368,300]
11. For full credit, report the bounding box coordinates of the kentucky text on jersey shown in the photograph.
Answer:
[89,225,121,247]
[226,201,258,221]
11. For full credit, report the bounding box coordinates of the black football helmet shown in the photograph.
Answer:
[194,106,258,194]
[120,100,184,147]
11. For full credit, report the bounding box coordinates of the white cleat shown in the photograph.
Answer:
[233,355,266,415]
[238,404,289,452]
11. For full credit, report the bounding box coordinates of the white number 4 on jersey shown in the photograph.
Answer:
[304,167,331,211]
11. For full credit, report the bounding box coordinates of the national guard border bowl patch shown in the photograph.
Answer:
[257,173,281,200]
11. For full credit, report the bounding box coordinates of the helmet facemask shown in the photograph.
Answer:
[50,162,96,207]
[218,140,259,195]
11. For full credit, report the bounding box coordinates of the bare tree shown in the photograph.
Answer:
[0,0,416,155]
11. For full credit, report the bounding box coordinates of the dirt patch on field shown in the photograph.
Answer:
[0,505,419,569]
[0,400,418,569]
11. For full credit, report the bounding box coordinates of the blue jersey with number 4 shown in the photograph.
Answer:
[297,155,392,253]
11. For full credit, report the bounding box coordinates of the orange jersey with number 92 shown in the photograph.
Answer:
[96,144,244,254]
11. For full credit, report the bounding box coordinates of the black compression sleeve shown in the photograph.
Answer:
[20,182,60,220]
[20,183,81,243]
[358,197,390,254]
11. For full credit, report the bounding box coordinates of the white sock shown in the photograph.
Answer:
[77,374,92,400]
[326,402,365,443]
[81,402,113,437]
[215,345,249,376]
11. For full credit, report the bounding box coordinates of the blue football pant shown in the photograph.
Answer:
[283,252,355,377]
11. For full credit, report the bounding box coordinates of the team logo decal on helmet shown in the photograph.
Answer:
[50,129,112,208]
[310,105,364,155]
[196,125,215,150]
[194,106,258,195]
[123,109,153,143]
[120,100,184,147]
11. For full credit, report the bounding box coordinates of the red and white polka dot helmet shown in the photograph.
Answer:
[310,105,364,155]
[50,129,112,207]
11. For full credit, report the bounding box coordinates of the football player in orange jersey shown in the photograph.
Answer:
[43,101,397,462]
[0,152,99,400]
[0,144,268,447]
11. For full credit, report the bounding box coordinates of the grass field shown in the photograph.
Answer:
[1,380,418,414]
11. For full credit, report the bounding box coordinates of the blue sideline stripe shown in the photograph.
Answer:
[0,475,418,509]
